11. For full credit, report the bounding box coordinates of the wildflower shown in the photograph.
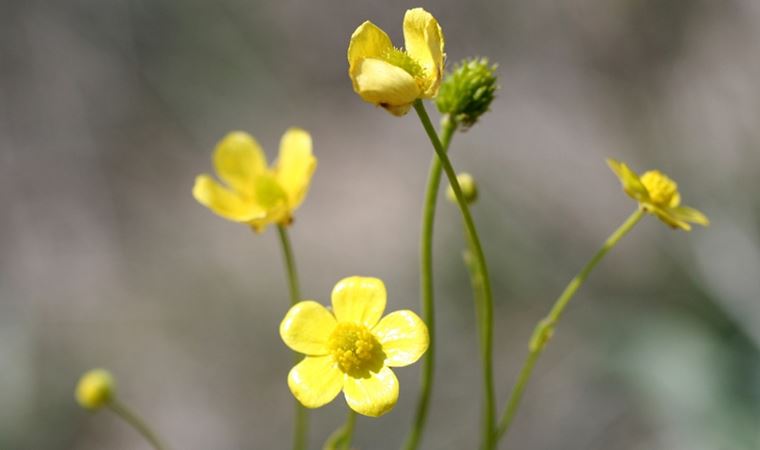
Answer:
[436,58,498,129]
[76,369,115,410]
[607,159,709,231]
[280,276,429,417]
[348,8,445,116]
[193,129,317,233]
[446,172,478,205]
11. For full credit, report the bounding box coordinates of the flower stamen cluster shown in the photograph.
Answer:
[381,48,426,79]
[640,170,678,207]
[328,322,384,376]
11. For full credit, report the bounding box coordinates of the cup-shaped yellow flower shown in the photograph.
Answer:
[348,8,445,116]
[193,129,317,233]
[608,159,709,231]
[280,276,429,417]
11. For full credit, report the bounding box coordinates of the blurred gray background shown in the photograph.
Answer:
[2,0,760,449]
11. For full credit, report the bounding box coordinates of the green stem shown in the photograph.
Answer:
[323,409,357,450]
[496,209,645,442]
[403,116,456,450]
[413,100,496,450]
[277,225,302,305]
[276,224,309,450]
[463,225,487,351]
[109,399,168,450]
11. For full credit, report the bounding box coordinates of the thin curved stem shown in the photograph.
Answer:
[403,116,457,450]
[109,399,168,450]
[276,225,309,450]
[323,409,357,450]
[277,225,302,305]
[413,100,496,450]
[496,209,645,442]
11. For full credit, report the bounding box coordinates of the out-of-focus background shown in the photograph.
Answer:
[2,0,759,449]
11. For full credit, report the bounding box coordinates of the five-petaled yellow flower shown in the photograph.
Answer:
[608,159,709,231]
[348,8,445,116]
[193,129,317,233]
[280,276,429,417]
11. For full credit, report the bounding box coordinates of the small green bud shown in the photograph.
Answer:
[446,173,478,205]
[435,58,498,129]
[76,369,115,410]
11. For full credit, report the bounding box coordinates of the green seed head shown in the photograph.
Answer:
[436,58,498,129]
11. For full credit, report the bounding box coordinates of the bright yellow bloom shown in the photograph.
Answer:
[348,8,445,116]
[193,129,317,233]
[76,369,115,410]
[280,276,429,417]
[607,159,709,231]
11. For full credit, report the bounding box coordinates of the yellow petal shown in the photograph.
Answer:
[650,206,691,231]
[192,175,266,222]
[343,366,399,417]
[275,128,317,210]
[373,310,429,367]
[280,301,337,355]
[403,8,445,96]
[288,356,344,409]
[331,276,386,328]
[348,21,394,83]
[606,159,649,202]
[213,132,267,196]
[353,58,421,111]
[670,205,710,227]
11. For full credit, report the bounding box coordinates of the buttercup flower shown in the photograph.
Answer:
[76,369,115,410]
[193,129,316,233]
[608,159,709,231]
[280,276,429,417]
[348,8,445,116]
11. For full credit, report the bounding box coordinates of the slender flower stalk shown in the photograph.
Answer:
[403,116,457,450]
[109,399,169,450]
[496,209,645,442]
[323,409,358,450]
[75,370,168,450]
[413,99,496,450]
[277,224,309,450]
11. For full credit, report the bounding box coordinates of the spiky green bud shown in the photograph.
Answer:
[435,58,498,129]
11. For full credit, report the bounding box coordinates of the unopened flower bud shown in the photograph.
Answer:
[446,173,478,205]
[76,369,115,410]
[436,58,498,129]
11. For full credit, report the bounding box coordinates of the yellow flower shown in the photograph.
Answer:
[193,129,317,233]
[76,369,115,410]
[280,276,429,417]
[348,8,445,116]
[607,159,709,231]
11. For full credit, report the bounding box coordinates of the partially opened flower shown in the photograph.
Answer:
[608,159,709,231]
[348,8,445,116]
[280,276,429,417]
[193,129,316,233]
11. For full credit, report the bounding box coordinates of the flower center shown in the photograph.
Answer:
[328,322,384,376]
[640,170,678,206]
[381,47,426,79]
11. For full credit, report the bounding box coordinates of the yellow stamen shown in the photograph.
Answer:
[381,47,426,79]
[328,322,384,376]
[641,170,678,207]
